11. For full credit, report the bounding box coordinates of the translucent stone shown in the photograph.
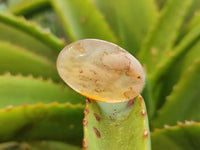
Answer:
[57,39,145,103]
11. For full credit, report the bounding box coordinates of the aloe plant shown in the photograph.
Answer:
[56,39,150,150]
[0,0,200,149]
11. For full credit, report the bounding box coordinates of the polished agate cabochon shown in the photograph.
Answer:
[57,39,145,103]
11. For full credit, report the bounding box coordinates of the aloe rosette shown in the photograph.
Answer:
[0,0,200,149]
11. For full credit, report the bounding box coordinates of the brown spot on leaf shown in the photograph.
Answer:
[94,113,100,122]
[22,104,29,108]
[141,109,146,117]
[5,105,14,111]
[164,125,170,128]
[93,127,101,138]
[83,138,88,149]
[127,98,135,109]
[86,98,91,103]
[84,108,89,116]
[139,95,143,102]
[143,129,148,138]
[80,17,86,24]
[151,47,157,56]
[115,123,120,126]
[83,118,88,126]
[52,101,58,105]
[37,102,43,106]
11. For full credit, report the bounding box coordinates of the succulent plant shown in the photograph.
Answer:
[57,39,149,150]
[0,0,200,150]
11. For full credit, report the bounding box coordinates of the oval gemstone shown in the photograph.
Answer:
[57,39,145,103]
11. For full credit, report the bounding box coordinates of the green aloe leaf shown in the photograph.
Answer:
[0,13,64,61]
[51,0,117,43]
[151,122,200,150]
[29,9,66,39]
[155,0,167,10]
[84,96,150,150]
[176,11,200,45]
[92,0,157,54]
[139,0,193,74]
[28,141,82,150]
[184,0,200,24]
[9,0,50,16]
[6,0,66,38]
[0,103,84,146]
[174,0,200,44]
[0,41,60,82]
[0,74,84,109]
[0,141,82,150]
[152,59,200,128]
[153,39,200,110]
[141,77,155,119]
[151,22,200,109]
